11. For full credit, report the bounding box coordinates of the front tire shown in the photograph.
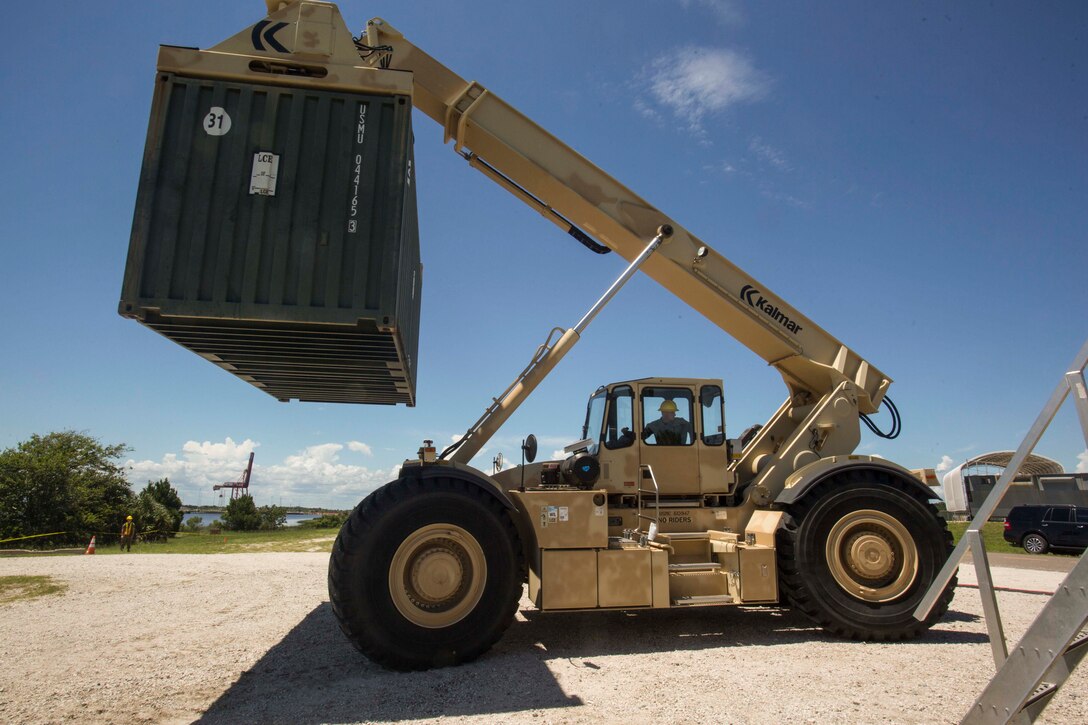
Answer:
[328,476,522,670]
[777,471,955,640]
[1021,533,1049,555]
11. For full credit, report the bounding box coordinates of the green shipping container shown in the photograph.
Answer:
[119,72,421,405]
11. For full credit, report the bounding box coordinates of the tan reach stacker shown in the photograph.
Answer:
[119,1,956,670]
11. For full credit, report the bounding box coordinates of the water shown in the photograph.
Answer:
[181,512,320,527]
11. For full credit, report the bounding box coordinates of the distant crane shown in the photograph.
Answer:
[213,452,254,501]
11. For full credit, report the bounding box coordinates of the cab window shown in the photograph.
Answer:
[641,387,694,446]
[604,386,635,450]
[700,385,724,446]
[582,389,607,455]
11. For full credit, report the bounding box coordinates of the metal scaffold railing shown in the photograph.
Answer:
[915,337,1088,724]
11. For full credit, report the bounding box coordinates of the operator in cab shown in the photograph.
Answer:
[642,400,693,445]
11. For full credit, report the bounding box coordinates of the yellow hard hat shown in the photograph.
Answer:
[659,400,678,413]
[126,515,133,520]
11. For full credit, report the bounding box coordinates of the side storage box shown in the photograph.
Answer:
[120,72,421,405]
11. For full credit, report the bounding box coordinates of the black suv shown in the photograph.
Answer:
[1003,505,1088,554]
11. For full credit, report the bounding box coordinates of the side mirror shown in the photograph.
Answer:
[522,434,538,464]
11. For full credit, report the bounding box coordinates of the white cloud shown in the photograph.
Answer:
[633,97,662,123]
[759,188,811,210]
[1077,449,1088,474]
[347,440,373,456]
[266,443,392,503]
[284,442,343,465]
[126,438,392,508]
[746,138,809,208]
[936,455,956,473]
[749,136,792,171]
[127,437,257,488]
[643,46,769,133]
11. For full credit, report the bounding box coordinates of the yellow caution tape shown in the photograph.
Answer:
[3,526,262,546]
[0,529,68,539]
[1,528,178,545]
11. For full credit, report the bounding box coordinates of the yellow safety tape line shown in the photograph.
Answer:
[0,529,67,539]
[1,529,177,545]
[3,527,270,546]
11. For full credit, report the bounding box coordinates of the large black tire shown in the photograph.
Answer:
[328,476,523,670]
[777,471,955,640]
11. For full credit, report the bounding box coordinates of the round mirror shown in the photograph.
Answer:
[522,434,538,464]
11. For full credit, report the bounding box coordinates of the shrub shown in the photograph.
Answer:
[220,495,261,531]
[258,505,287,530]
[298,512,349,529]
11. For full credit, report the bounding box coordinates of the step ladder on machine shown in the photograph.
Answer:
[915,338,1088,724]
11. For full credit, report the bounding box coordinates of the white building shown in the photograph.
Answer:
[941,451,1065,516]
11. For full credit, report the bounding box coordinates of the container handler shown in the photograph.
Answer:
[121,1,956,670]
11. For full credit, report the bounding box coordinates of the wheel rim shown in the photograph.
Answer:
[825,509,919,603]
[1024,535,1044,553]
[388,523,487,628]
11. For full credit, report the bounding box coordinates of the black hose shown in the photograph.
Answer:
[568,225,611,254]
[861,395,901,439]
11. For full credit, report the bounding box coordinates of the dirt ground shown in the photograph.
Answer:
[1,552,1084,724]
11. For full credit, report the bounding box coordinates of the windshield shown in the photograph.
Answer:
[582,390,607,455]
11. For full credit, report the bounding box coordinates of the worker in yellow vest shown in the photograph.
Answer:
[120,515,136,552]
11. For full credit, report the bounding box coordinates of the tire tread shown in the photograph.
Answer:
[328,476,523,670]
[777,471,956,641]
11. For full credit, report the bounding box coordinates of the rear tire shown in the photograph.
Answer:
[328,476,522,670]
[1022,533,1049,555]
[777,471,955,640]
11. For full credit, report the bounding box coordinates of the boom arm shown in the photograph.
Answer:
[361,19,890,417]
[217,2,891,477]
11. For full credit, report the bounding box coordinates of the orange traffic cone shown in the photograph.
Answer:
[84,536,96,555]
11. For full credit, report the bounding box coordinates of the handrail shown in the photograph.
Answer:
[637,464,661,541]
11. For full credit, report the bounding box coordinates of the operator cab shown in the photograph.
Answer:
[558,378,735,498]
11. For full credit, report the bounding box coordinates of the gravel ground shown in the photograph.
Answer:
[1,552,1085,724]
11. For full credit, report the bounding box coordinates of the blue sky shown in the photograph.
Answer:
[2,1,1086,508]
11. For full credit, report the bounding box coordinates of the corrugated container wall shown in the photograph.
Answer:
[119,72,421,405]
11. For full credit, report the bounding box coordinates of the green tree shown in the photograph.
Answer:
[0,432,134,547]
[132,490,174,542]
[258,504,287,530]
[220,494,261,531]
[141,478,183,532]
[182,516,204,533]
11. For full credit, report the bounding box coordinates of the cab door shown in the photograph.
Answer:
[595,385,639,495]
[637,384,700,495]
[696,384,731,495]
